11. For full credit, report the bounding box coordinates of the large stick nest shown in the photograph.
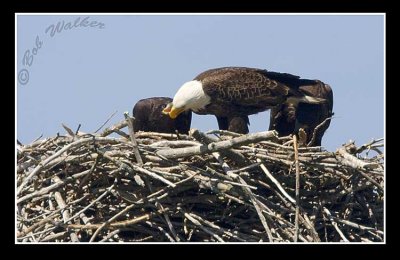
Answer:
[16,119,384,243]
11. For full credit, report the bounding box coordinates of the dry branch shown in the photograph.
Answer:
[157,130,278,159]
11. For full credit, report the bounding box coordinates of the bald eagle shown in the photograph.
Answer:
[133,97,192,134]
[163,67,326,134]
[269,82,333,146]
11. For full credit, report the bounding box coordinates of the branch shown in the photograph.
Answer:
[157,130,278,159]
[124,112,143,166]
[293,135,300,242]
[190,129,249,166]
[17,136,127,195]
[100,119,128,137]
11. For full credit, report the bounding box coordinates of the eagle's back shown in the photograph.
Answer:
[194,67,313,107]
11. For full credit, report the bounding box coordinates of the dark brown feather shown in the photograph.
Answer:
[194,67,320,117]
[133,97,192,134]
[269,82,333,146]
[191,67,330,135]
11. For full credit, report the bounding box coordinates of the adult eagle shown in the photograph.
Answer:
[269,83,333,146]
[133,97,192,134]
[163,67,326,133]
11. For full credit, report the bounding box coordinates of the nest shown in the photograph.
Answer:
[16,117,384,243]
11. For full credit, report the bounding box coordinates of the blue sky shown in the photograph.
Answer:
[16,14,384,151]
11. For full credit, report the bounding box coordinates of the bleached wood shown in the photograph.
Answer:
[157,130,277,159]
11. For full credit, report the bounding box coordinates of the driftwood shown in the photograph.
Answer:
[16,119,384,242]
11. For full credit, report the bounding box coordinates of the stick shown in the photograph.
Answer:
[17,170,90,204]
[53,176,79,242]
[68,208,169,230]
[256,159,296,204]
[17,210,62,238]
[94,110,118,133]
[188,212,248,242]
[17,136,127,195]
[323,207,349,242]
[99,229,121,242]
[238,176,274,242]
[71,173,197,238]
[336,146,380,170]
[40,231,68,242]
[145,177,181,242]
[100,152,176,187]
[181,211,225,242]
[206,129,243,137]
[124,112,143,166]
[62,123,75,137]
[157,130,277,159]
[64,180,116,225]
[100,120,128,137]
[190,129,249,166]
[293,135,300,242]
[210,149,273,241]
[307,116,333,147]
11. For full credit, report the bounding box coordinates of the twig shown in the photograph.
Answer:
[124,112,143,166]
[68,208,169,230]
[157,130,278,159]
[181,210,225,242]
[17,210,62,238]
[94,111,118,133]
[145,177,181,242]
[53,176,79,242]
[307,116,333,147]
[99,229,121,242]
[75,124,81,135]
[190,128,249,166]
[238,176,274,242]
[100,120,128,137]
[210,149,273,241]
[40,231,68,242]
[293,135,300,242]
[17,170,90,204]
[77,157,100,190]
[323,207,349,242]
[256,158,296,204]
[206,129,243,137]
[17,136,127,195]
[65,180,116,225]
[100,152,176,187]
[355,138,384,154]
[188,212,248,242]
[336,146,380,170]
[62,124,75,137]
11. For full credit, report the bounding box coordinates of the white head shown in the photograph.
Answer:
[163,80,211,119]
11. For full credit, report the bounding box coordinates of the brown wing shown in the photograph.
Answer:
[194,67,300,107]
[269,82,334,146]
[299,81,333,110]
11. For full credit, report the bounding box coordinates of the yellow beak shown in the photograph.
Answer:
[162,105,185,119]
[169,106,185,119]
[162,103,172,115]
